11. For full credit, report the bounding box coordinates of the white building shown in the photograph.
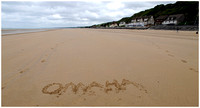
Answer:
[162,14,184,25]
[119,22,126,27]
[131,16,154,27]
[109,23,118,27]
[125,23,134,27]
[125,23,144,27]
[145,16,154,26]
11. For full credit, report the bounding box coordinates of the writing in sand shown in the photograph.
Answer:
[42,79,148,97]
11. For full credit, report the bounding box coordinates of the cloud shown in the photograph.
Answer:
[1,1,176,28]
[106,1,125,10]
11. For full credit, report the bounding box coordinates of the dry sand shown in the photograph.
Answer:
[2,29,198,106]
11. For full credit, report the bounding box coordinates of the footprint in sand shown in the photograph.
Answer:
[51,48,54,50]
[2,87,5,90]
[189,68,198,72]
[19,70,24,74]
[181,59,187,63]
[19,68,29,74]
[165,50,174,57]
[118,98,122,101]
[41,59,46,63]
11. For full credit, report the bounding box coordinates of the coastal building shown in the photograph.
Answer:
[109,23,118,27]
[119,22,126,27]
[130,17,144,27]
[125,22,144,27]
[155,15,168,25]
[162,14,185,25]
[125,23,134,27]
[131,16,154,27]
[143,16,155,26]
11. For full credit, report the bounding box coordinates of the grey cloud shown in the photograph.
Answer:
[2,1,176,28]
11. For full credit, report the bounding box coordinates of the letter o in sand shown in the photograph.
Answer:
[42,83,63,94]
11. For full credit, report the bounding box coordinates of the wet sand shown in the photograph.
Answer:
[2,29,198,106]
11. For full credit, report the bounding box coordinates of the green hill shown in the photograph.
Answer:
[95,1,198,27]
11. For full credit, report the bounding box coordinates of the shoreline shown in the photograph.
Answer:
[1,29,60,36]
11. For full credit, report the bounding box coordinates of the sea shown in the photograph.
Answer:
[1,29,51,35]
[1,27,76,35]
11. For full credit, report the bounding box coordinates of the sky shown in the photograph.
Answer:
[2,1,176,28]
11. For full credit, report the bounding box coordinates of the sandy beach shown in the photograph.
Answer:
[2,29,198,106]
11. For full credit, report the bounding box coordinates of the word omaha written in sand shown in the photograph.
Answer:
[42,79,148,97]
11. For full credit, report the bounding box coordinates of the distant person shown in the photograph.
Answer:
[176,27,179,32]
